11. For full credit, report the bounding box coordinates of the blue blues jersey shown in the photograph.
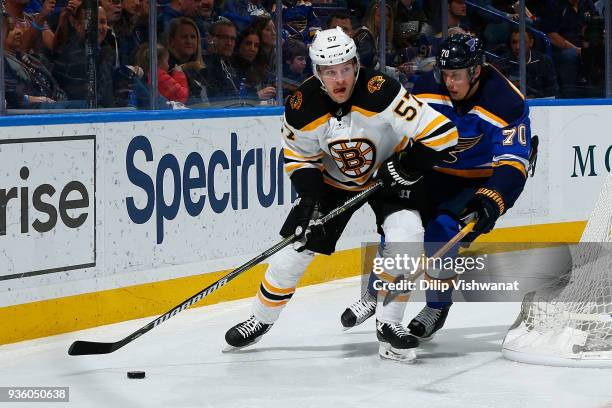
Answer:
[412,65,532,211]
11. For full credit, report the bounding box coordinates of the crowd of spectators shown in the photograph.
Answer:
[1,0,606,110]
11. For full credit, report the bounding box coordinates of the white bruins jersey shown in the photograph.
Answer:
[282,68,459,191]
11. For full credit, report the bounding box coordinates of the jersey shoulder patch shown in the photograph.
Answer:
[475,66,527,127]
[350,68,402,114]
[284,76,333,131]
[411,71,447,97]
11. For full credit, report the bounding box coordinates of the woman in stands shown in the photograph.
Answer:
[2,14,70,109]
[250,16,278,76]
[166,17,210,106]
[232,27,276,102]
[354,1,397,70]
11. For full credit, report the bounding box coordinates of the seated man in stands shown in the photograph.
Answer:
[203,18,242,103]
[52,5,117,107]
[326,11,353,37]
[539,0,598,98]
[497,29,559,98]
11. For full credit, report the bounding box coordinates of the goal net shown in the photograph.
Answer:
[502,173,612,367]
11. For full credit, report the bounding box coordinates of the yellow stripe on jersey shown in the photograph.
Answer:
[471,106,509,128]
[415,93,452,104]
[351,105,377,117]
[394,136,410,152]
[414,115,451,144]
[420,129,459,150]
[284,162,323,174]
[493,160,528,178]
[300,113,332,131]
[283,148,325,161]
[434,167,493,178]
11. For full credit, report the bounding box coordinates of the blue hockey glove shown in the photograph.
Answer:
[463,188,504,242]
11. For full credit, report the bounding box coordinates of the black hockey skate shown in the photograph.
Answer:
[408,305,450,341]
[341,291,376,330]
[223,315,273,352]
[376,320,419,362]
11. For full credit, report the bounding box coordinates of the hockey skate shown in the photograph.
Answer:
[340,291,376,330]
[408,305,450,342]
[376,320,419,362]
[223,315,273,352]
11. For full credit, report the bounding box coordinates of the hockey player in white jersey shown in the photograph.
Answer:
[224,27,459,362]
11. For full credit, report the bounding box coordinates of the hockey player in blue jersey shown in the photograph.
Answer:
[340,33,533,341]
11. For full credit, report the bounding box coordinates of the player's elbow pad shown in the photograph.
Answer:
[399,142,453,172]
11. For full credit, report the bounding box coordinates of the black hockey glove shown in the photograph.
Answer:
[376,152,423,193]
[463,188,505,242]
[292,196,325,252]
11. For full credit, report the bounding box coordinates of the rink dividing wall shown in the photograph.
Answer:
[0,102,608,345]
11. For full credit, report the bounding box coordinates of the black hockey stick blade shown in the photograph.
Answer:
[69,341,116,355]
[68,180,382,356]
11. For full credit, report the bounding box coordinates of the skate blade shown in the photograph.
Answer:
[221,336,263,353]
[378,343,417,363]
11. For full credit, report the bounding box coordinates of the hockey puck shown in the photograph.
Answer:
[127,371,146,379]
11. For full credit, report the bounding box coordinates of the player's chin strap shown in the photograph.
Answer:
[381,212,478,307]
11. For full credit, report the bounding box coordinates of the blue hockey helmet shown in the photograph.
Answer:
[436,33,485,70]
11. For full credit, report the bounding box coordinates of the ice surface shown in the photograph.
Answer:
[1,276,611,408]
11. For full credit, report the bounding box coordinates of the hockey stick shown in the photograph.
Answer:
[68,180,383,356]
[381,214,477,306]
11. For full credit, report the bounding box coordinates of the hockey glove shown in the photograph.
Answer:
[292,196,325,252]
[375,152,423,193]
[463,188,504,242]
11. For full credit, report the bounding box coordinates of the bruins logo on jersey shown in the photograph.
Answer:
[367,76,386,93]
[444,134,483,163]
[289,91,303,110]
[329,139,376,178]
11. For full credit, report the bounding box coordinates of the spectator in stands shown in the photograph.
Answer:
[282,38,308,93]
[4,0,56,52]
[395,0,430,36]
[99,0,122,67]
[222,0,271,32]
[2,13,72,108]
[159,0,207,39]
[540,0,598,98]
[204,17,243,102]
[52,5,116,106]
[166,17,210,105]
[353,1,396,70]
[497,29,560,98]
[279,0,321,44]
[232,27,276,101]
[423,0,470,37]
[326,11,353,36]
[250,16,278,79]
[197,0,218,54]
[114,0,144,65]
[137,43,189,103]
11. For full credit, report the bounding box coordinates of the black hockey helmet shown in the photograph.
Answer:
[436,33,485,70]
